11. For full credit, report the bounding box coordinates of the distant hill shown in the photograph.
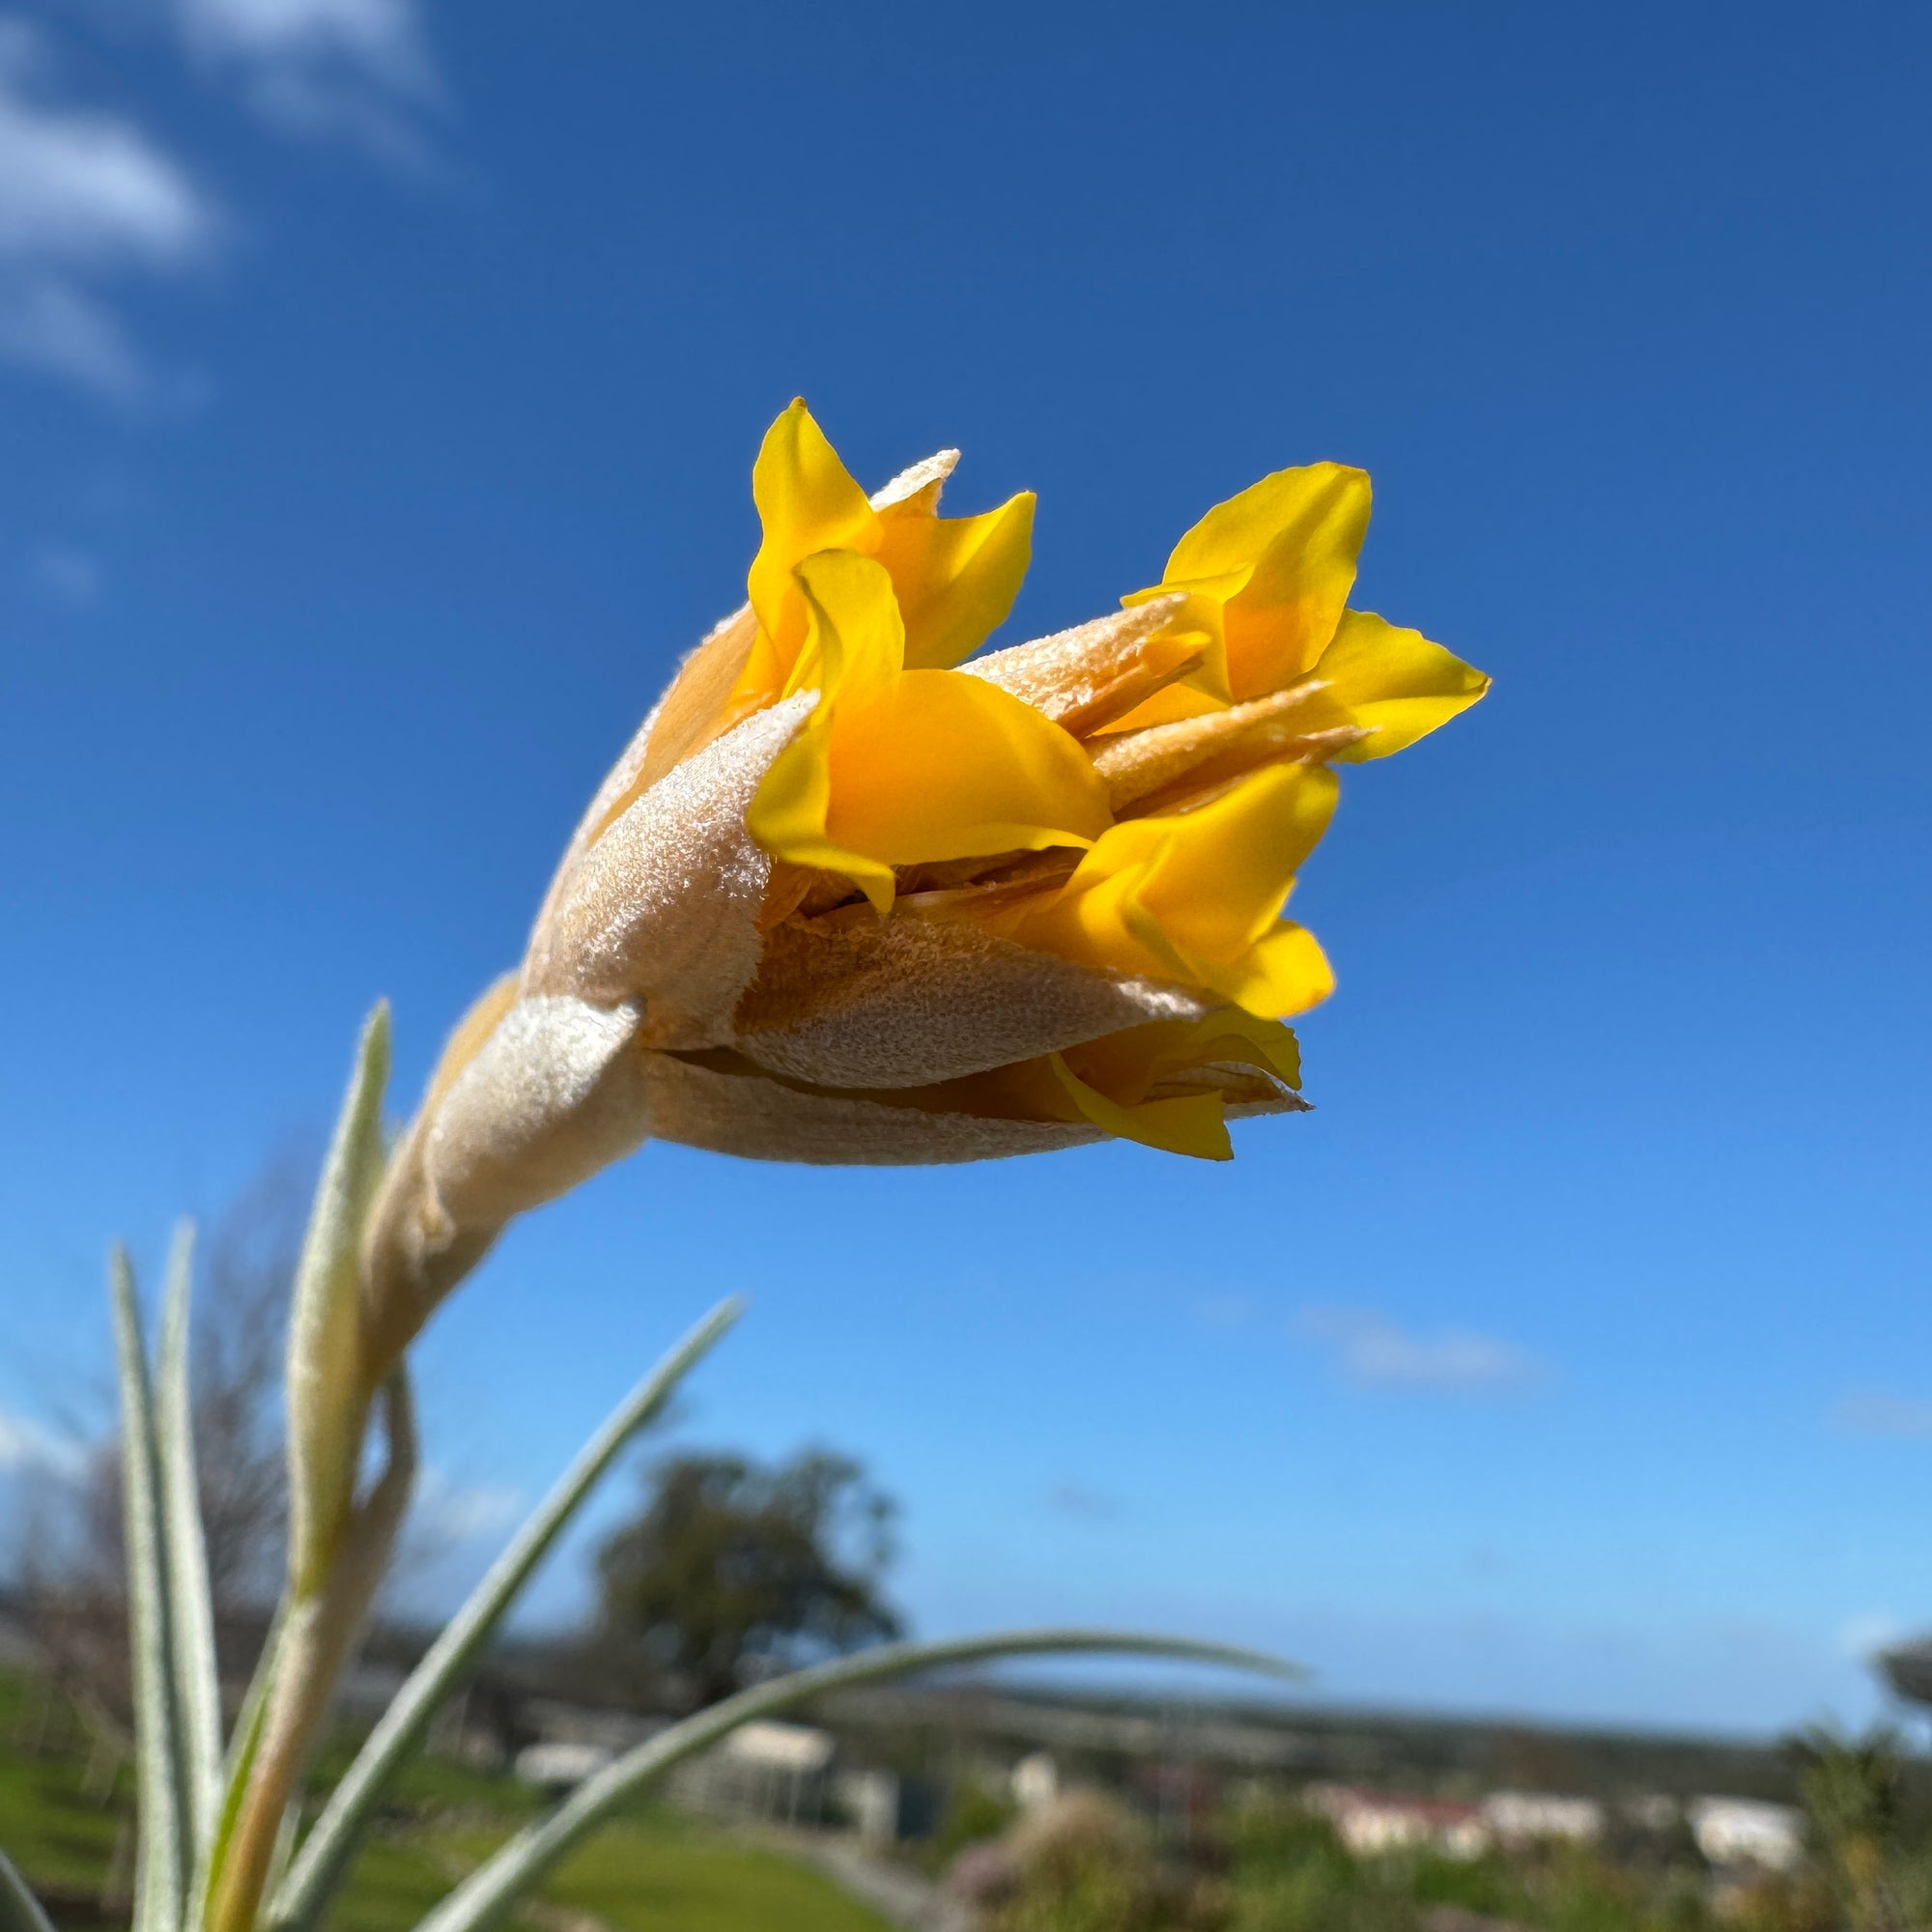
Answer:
[811,1680,1812,1804]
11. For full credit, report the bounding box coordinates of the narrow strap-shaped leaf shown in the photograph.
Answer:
[0,1847,57,1932]
[112,1246,191,1932]
[200,1008,389,1932]
[285,1003,390,1601]
[269,1295,743,1932]
[412,1628,1301,1932]
[158,1221,224,1852]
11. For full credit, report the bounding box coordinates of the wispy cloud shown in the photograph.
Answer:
[1296,1306,1548,1397]
[412,1467,524,1544]
[0,20,217,396]
[1831,1393,1932,1439]
[31,540,103,606]
[1838,1611,1903,1661]
[174,0,443,166]
[0,1401,87,1481]
[1045,1481,1120,1523]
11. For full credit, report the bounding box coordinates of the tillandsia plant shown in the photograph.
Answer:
[0,403,1486,1932]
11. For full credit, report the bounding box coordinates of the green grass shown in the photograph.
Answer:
[0,1671,890,1932]
[542,1811,894,1932]
[327,1834,466,1932]
[0,1673,131,1922]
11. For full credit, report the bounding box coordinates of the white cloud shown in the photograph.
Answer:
[1838,1611,1903,1662]
[0,1402,87,1481]
[175,0,441,163]
[1831,1393,1932,1439]
[0,21,217,396]
[31,540,104,605]
[1296,1306,1548,1396]
[412,1467,524,1545]
[0,274,143,393]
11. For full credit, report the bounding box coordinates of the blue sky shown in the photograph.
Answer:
[4,0,1931,1737]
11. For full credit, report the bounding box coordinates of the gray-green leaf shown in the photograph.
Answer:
[412,1629,1301,1932]
[269,1296,742,1932]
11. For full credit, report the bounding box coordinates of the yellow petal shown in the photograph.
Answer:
[1047,1052,1233,1159]
[1007,762,1340,1017]
[1200,920,1336,1019]
[781,547,903,704]
[1065,1009,1304,1103]
[1311,608,1491,761]
[1154,463,1372,700]
[824,670,1111,866]
[1121,762,1338,966]
[1121,585,1234,703]
[1096,679,1224,734]
[746,400,879,660]
[1046,1009,1308,1159]
[875,489,1036,669]
[747,550,1110,915]
[744,553,898,912]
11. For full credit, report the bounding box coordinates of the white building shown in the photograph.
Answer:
[1688,1797,1804,1872]
[514,1740,615,1789]
[1010,1751,1060,1813]
[676,1719,838,1826]
[1482,1791,1605,1847]
[832,1767,901,1847]
[1303,1784,1492,1861]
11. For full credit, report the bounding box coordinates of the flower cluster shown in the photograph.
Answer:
[359,403,1486,1369]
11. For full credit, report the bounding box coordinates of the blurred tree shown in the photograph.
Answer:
[590,1448,900,1710]
[18,1151,305,1756]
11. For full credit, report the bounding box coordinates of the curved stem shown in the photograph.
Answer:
[208,1375,415,1932]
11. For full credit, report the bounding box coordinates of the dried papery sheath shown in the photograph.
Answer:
[358,398,1489,1378]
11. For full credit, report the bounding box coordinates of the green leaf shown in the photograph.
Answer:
[112,1245,191,1932]
[412,1628,1302,1932]
[158,1220,224,1853]
[0,1846,57,1932]
[285,1003,391,1601]
[268,1296,743,1932]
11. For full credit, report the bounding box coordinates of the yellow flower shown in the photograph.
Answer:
[1110,461,1492,758]
[619,398,1037,789]
[357,408,1485,1372]
[743,546,1111,916]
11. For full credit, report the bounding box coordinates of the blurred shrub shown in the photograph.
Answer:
[931,1775,1017,1870]
[984,1789,1175,1932]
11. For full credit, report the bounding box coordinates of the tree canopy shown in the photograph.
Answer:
[591,1448,901,1711]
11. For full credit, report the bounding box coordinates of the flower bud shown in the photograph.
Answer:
[358,403,1487,1373]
